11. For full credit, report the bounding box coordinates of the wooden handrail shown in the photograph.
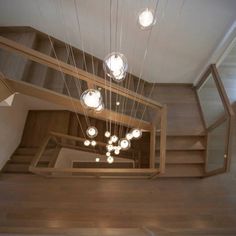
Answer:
[0,36,163,110]
[195,64,234,175]
[4,77,152,131]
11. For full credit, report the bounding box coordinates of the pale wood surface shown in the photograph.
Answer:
[0,171,236,234]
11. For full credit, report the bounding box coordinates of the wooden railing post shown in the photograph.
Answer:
[0,73,14,103]
[149,124,156,168]
[159,105,167,174]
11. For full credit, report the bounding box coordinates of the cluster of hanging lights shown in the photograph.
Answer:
[80,5,155,165]
[84,126,98,147]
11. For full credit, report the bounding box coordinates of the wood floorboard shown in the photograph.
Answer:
[0,171,236,234]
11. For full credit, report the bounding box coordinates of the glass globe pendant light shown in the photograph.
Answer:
[105,131,111,138]
[95,102,104,112]
[86,126,98,138]
[131,128,142,139]
[126,133,133,140]
[118,138,131,150]
[84,140,90,146]
[138,8,156,30]
[106,144,114,152]
[80,89,102,109]
[114,147,120,155]
[107,156,114,164]
[111,135,118,143]
[91,140,97,146]
[103,52,128,82]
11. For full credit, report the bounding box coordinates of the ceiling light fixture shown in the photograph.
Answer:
[131,128,142,139]
[95,157,100,162]
[80,89,102,109]
[86,126,98,138]
[118,138,131,150]
[103,52,128,82]
[138,8,156,29]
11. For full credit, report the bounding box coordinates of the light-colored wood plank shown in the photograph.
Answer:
[0,36,163,110]
[159,106,167,173]
[5,78,151,130]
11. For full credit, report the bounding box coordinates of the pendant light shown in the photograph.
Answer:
[86,126,98,138]
[103,52,128,82]
[80,89,102,109]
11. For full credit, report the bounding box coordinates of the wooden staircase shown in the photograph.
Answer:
[156,135,206,177]
[2,110,150,174]
[3,147,53,174]
[0,27,147,119]
[0,27,208,177]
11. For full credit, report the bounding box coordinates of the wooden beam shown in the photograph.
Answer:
[0,36,162,110]
[5,78,151,130]
[149,125,156,168]
[29,166,158,175]
[0,73,14,102]
[159,105,167,174]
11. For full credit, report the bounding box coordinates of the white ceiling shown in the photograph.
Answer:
[0,0,236,83]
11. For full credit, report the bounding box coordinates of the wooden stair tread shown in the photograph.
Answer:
[156,151,205,164]
[11,154,52,163]
[159,164,205,177]
[15,147,55,155]
[156,136,206,151]
[3,163,30,173]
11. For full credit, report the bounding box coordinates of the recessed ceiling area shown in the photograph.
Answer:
[0,0,236,83]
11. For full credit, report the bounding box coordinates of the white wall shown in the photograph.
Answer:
[0,94,28,169]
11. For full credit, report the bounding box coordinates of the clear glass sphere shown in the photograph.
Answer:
[138,8,156,29]
[111,135,118,143]
[105,131,111,138]
[95,102,104,113]
[86,126,98,138]
[103,52,128,82]
[84,140,90,146]
[106,144,113,152]
[107,156,114,164]
[118,138,131,150]
[106,152,111,157]
[126,133,133,140]
[91,140,97,146]
[80,89,102,109]
[114,148,120,155]
[108,140,113,145]
[131,128,142,139]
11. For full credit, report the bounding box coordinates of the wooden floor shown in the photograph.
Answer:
[0,164,236,235]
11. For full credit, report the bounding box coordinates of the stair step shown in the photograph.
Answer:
[15,147,55,156]
[156,135,206,151]
[11,154,52,163]
[3,163,30,173]
[156,150,205,164]
[159,164,205,177]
